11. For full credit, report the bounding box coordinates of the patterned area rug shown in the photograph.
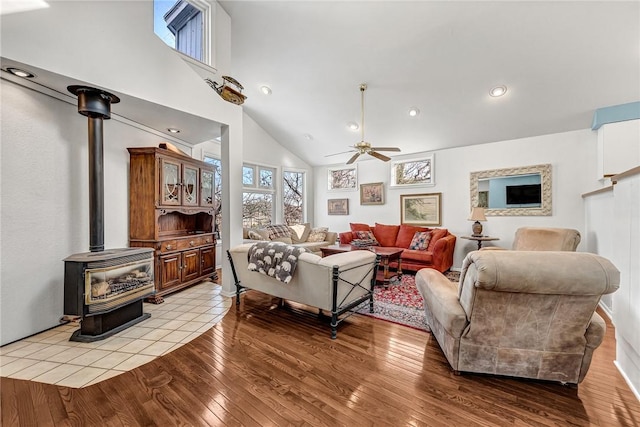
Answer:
[356,271,460,332]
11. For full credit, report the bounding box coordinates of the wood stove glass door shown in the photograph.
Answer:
[161,159,181,206]
[183,165,199,206]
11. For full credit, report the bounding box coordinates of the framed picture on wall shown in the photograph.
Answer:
[390,155,434,187]
[328,198,349,215]
[328,166,357,191]
[400,193,441,226]
[360,182,384,205]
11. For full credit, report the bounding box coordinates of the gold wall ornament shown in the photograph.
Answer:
[205,76,247,105]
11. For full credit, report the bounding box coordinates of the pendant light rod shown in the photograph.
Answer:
[360,83,367,143]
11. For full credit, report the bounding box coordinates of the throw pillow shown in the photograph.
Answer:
[409,231,432,250]
[289,223,311,243]
[426,228,448,252]
[395,224,430,248]
[350,223,371,232]
[247,229,270,241]
[265,224,291,240]
[372,223,400,247]
[307,226,329,242]
[353,230,379,245]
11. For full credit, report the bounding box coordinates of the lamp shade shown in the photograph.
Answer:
[468,207,487,222]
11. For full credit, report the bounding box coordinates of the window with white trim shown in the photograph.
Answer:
[243,163,276,228]
[153,0,210,64]
[203,155,222,234]
[283,170,305,225]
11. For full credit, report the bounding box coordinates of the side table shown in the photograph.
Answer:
[460,235,500,250]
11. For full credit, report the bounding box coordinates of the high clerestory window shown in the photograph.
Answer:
[153,0,210,64]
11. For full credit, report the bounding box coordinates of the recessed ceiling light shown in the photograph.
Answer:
[408,107,420,117]
[303,133,313,141]
[7,67,36,78]
[489,85,507,97]
[167,128,181,134]
[347,122,359,131]
[260,85,272,95]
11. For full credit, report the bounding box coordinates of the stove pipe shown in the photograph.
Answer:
[67,86,120,252]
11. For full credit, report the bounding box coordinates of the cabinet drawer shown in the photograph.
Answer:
[177,236,211,250]
[160,240,178,253]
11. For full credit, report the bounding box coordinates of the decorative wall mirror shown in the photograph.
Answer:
[470,164,552,216]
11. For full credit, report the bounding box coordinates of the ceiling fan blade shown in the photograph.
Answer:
[346,152,362,164]
[368,151,391,162]
[369,147,401,152]
[325,149,356,157]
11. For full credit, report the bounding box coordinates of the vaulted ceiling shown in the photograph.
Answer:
[220,1,640,166]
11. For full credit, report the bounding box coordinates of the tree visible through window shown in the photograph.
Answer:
[283,171,304,225]
[242,193,273,228]
[243,163,275,228]
[203,156,222,235]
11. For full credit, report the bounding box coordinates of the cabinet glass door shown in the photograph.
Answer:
[183,165,199,206]
[161,159,181,205]
[200,170,214,207]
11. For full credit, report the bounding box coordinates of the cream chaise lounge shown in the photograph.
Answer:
[416,250,619,385]
[228,243,379,339]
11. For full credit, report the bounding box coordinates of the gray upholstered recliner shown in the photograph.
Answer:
[415,250,619,385]
[512,227,581,251]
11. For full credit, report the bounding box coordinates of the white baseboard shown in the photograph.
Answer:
[598,301,613,321]
[614,360,640,402]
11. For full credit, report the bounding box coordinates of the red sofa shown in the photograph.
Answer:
[339,223,456,273]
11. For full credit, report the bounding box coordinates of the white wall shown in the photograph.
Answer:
[315,129,598,268]
[611,171,640,399]
[583,188,615,316]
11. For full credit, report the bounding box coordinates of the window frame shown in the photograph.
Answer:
[242,162,276,227]
[154,0,212,66]
[282,168,306,225]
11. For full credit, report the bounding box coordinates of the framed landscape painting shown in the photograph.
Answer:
[328,198,349,215]
[400,193,441,226]
[360,182,384,205]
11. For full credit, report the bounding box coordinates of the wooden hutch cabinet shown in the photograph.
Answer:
[128,147,217,303]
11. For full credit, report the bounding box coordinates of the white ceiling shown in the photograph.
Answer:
[220,1,640,166]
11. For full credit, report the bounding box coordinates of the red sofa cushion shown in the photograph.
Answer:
[372,223,400,247]
[350,223,371,232]
[395,224,430,248]
[401,249,433,263]
[427,228,448,252]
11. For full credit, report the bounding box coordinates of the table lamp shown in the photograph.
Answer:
[468,207,487,237]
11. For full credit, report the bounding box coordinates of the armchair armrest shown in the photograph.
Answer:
[431,234,456,272]
[415,269,467,337]
[339,231,354,244]
[325,231,338,245]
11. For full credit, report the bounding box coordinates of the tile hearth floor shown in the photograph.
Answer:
[0,281,230,388]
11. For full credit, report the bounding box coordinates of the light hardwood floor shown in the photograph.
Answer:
[2,288,639,426]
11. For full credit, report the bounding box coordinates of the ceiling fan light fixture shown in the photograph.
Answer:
[408,107,420,117]
[167,128,181,134]
[489,85,507,97]
[347,122,359,131]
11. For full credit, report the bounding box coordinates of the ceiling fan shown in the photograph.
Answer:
[326,83,401,164]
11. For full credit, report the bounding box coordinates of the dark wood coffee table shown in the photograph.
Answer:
[320,244,403,285]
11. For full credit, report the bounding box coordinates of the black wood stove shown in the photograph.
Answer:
[63,86,154,342]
